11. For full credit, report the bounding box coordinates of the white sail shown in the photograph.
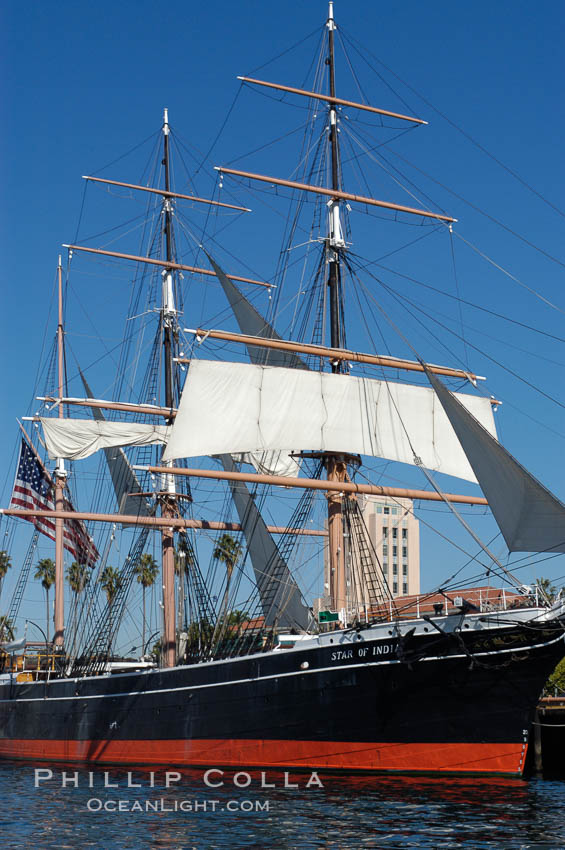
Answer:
[40,418,171,461]
[163,360,497,482]
[235,451,301,478]
[40,415,300,477]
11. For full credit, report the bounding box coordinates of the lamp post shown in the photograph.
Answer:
[135,630,161,660]
[25,619,49,647]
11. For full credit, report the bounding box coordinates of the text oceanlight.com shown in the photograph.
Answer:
[86,798,270,813]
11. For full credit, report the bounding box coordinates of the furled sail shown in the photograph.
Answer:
[205,251,307,370]
[40,418,170,461]
[80,371,153,518]
[163,360,497,482]
[427,369,565,553]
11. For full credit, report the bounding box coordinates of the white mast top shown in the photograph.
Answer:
[163,107,170,135]
[327,1,335,30]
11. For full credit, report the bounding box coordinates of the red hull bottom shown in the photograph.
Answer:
[0,738,528,775]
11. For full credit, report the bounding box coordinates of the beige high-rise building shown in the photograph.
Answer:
[358,494,420,599]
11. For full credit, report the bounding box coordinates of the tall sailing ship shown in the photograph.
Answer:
[0,4,564,775]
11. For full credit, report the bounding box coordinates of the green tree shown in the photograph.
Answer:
[66,561,90,641]
[149,638,161,660]
[213,534,243,623]
[536,577,559,603]
[227,609,250,634]
[99,566,122,607]
[133,553,159,654]
[546,657,565,695]
[0,551,11,591]
[67,561,90,595]
[185,618,214,659]
[34,558,55,644]
[0,615,15,642]
[100,565,123,648]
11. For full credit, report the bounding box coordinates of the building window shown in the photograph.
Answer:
[402,563,407,576]
[402,582,407,595]
[402,528,407,539]
[391,507,398,515]
[393,564,398,576]
[382,527,388,538]
[376,506,382,514]
[393,581,398,594]
[384,507,390,515]
[392,527,397,539]
[402,546,407,558]
[383,544,388,556]
[392,545,397,557]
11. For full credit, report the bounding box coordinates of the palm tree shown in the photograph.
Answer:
[536,577,560,603]
[227,609,250,627]
[34,558,55,644]
[0,551,11,593]
[67,561,90,595]
[99,566,122,607]
[227,609,250,639]
[213,534,243,622]
[133,554,159,654]
[100,565,122,652]
[99,565,123,649]
[66,561,90,642]
[0,616,15,642]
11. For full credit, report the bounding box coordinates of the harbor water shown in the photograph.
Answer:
[0,762,564,849]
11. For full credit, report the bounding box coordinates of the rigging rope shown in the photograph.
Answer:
[352,256,565,412]
[339,28,565,218]
[379,145,565,270]
[454,231,565,316]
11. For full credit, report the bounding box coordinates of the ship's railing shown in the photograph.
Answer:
[0,643,59,680]
[350,585,541,624]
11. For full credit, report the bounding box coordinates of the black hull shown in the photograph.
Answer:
[1,616,563,775]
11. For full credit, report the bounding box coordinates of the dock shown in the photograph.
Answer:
[532,696,565,775]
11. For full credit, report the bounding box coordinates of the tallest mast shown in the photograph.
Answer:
[325,2,349,623]
[326,0,344,363]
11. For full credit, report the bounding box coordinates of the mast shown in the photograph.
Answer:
[162,107,175,409]
[53,255,66,648]
[325,2,348,622]
[160,108,177,668]
[327,0,344,359]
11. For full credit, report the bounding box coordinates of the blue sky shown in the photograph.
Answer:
[1,1,564,646]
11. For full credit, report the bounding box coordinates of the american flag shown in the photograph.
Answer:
[9,438,99,567]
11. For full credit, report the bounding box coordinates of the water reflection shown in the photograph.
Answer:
[0,762,563,849]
